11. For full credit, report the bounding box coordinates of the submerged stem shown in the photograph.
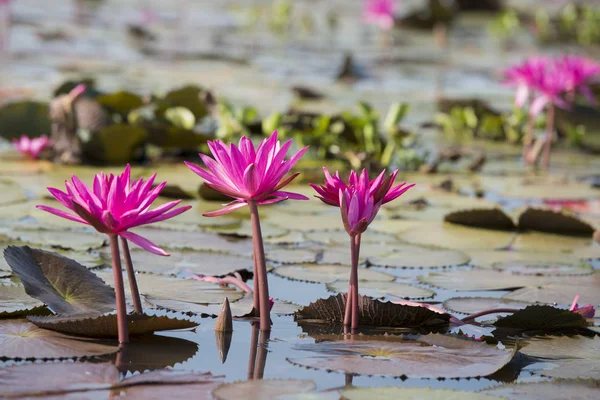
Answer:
[109,234,129,344]
[460,308,521,323]
[119,237,143,314]
[254,329,271,379]
[248,200,271,332]
[247,322,259,380]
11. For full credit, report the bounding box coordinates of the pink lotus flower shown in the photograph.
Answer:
[570,295,595,318]
[555,55,600,105]
[12,135,52,159]
[363,0,396,30]
[36,164,191,255]
[185,130,309,217]
[504,56,550,111]
[312,168,414,329]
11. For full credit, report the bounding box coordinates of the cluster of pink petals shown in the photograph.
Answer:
[37,165,191,255]
[12,135,52,159]
[312,168,414,237]
[504,55,600,116]
[363,0,396,30]
[185,131,309,217]
[570,295,596,318]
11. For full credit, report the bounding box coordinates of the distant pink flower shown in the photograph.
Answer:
[504,56,550,109]
[12,135,52,159]
[363,0,396,30]
[570,295,595,318]
[555,55,600,105]
[185,130,309,217]
[36,164,191,255]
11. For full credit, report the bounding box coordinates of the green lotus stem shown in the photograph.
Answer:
[109,234,129,344]
[348,234,361,329]
[120,237,143,314]
[522,112,535,163]
[460,308,521,323]
[248,200,271,332]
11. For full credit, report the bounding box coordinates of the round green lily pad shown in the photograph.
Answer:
[273,264,395,283]
[368,245,470,269]
[443,297,532,315]
[343,387,505,400]
[327,280,435,300]
[398,222,515,250]
[212,379,317,400]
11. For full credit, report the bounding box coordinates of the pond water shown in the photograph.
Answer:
[1,1,600,399]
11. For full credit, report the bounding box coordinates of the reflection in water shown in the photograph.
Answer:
[246,321,271,380]
[215,330,233,364]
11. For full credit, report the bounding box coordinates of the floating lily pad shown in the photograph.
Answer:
[264,231,307,245]
[443,297,532,315]
[368,245,470,268]
[0,101,51,140]
[483,380,600,400]
[268,213,346,232]
[444,208,516,230]
[273,264,395,283]
[295,294,449,328]
[518,207,595,236]
[511,232,594,253]
[212,379,317,400]
[164,107,196,130]
[326,280,435,300]
[288,334,515,378]
[216,220,288,239]
[159,85,207,119]
[4,246,116,315]
[86,124,148,164]
[4,229,106,251]
[518,336,600,379]
[0,319,118,358]
[265,247,319,264]
[343,387,505,400]
[503,279,600,305]
[480,176,600,201]
[492,261,594,276]
[0,284,50,318]
[101,248,254,276]
[28,311,197,338]
[304,230,398,246]
[466,250,579,269]
[93,269,244,305]
[493,305,589,333]
[0,180,27,207]
[398,223,515,250]
[0,362,119,397]
[146,294,299,317]
[96,91,144,115]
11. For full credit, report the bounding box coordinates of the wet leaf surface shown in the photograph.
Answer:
[4,246,116,315]
[491,260,594,276]
[2,229,106,251]
[0,284,50,318]
[504,275,600,305]
[367,245,470,268]
[212,379,317,400]
[493,305,589,334]
[0,319,118,359]
[444,208,516,230]
[288,334,515,378]
[398,223,515,250]
[443,297,532,315]
[273,264,395,283]
[343,387,506,400]
[483,380,600,400]
[295,294,449,328]
[326,280,435,300]
[518,207,595,236]
[28,311,197,338]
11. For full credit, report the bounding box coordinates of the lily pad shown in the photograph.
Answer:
[266,247,319,264]
[96,91,144,116]
[295,294,449,328]
[492,261,594,276]
[518,208,595,236]
[398,223,515,250]
[147,294,299,317]
[466,250,581,269]
[216,220,288,239]
[4,246,116,315]
[443,297,532,315]
[343,387,505,400]
[288,334,515,378]
[3,229,106,251]
[480,176,600,201]
[273,264,395,283]
[93,269,244,305]
[0,319,118,359]
[518,335,600,379]
[483,380,600,400]
[493,305,589,333]
[28,311,197,338]
[368,245,470,268]
[510,232,594,253]
[326,280,435,300]
[0,180,27,207]
[419,269,580,291]
[0,101,51,140]
[101,248,254,276]
[444,208,516,230]
[304,230,399,246]
[159,85,207,119]
[0,284,50,318]
[213,380,317,400]
[86,124,148,164]
[503,278,600,305]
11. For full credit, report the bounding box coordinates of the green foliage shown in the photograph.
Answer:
[0,101,51,140]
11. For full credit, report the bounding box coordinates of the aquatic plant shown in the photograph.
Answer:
[311,168,413,328]
[36,165,191,343]
[363,0,397,30]
[570,295,595,318]
[186,130,308,331]
[504,55,600,169]
[12,135,52,159]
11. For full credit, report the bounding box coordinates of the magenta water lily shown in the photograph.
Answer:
[37,164,191,343]
[363,0,396,30]
[312,168,414,329]
[504,55,600,168]
[12,135,52,160]
[186,130,308,331]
